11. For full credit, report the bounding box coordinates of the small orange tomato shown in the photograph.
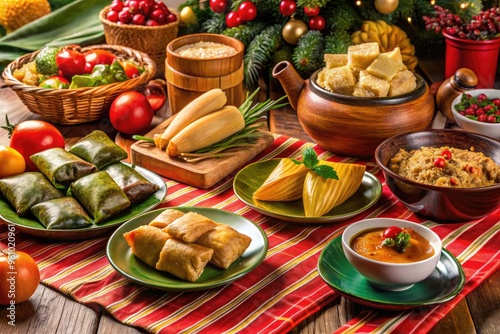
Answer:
[0,249,40,305]
[0,146,26,178]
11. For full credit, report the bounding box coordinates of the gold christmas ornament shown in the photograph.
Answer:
[374,0,399,14]
[282,19,308,45]
[351,20,417,70]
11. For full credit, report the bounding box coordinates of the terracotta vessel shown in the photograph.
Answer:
[272,61,436,157]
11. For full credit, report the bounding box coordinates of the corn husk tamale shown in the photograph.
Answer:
[253,158,309,201]
[303,161,366,217]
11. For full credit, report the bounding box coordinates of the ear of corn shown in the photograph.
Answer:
[153,88,227,149]
[167,106,245,157]
[253,158,308,201]
[303,162,366,217]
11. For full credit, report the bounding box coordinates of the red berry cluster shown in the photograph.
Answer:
[455,93,500,123]
[423,5,500,40]
[210,0,257,29]
[106,0,177,26]
[279,0,325,31]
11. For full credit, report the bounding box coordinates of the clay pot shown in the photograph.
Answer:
[272,61,435,157]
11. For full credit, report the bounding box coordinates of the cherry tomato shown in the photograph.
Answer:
[441,149,452,160]
[238,1,257,21]
[110,0,124,12]
[434,157,446,168]
[279,0,297,16]
[121,61,141,79]
[39,75,70,89]
[0,146,26,178]
[304,6,320,17]
[84,50,116,69]
[2,118,65,171]
[119,7,133,23]
[110,91,154,135]
[210,0,228,13]
[150,8,166,24]
[226,11,241,28]
[493,98,500,107]
[107,10,119,22]
[383,226,402,239]
[56,47,87,78]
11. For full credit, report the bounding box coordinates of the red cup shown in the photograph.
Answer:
[444,32,500,88]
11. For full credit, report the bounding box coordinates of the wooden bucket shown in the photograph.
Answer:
[165,34,245,114]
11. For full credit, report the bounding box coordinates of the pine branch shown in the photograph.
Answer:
[292,30,324,78]
[244,24,282,88]
[223,21,268,48]
[201,14,226,34]
[324,30,352,54]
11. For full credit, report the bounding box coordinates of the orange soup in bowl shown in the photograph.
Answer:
[351,227,434,263]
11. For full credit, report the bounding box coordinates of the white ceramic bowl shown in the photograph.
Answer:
[451,89,500,140]
[342,218,442,291]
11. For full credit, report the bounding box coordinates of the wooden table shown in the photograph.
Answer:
[0,70,499,334]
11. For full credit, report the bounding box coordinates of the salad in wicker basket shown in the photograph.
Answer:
[2,44,156,125]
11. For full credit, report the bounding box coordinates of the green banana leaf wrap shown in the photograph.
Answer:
[68,171,130,224]
[0,172,64,216]
[30,147,98,190]
[69,130,128,170]
[31,197,93,229]
[0,0,109,69]
[103,163,159,203]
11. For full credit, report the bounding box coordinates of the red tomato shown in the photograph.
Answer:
[383,226,402,239]
[84,50,116,72]
[121,61,141,79]
[56,47,87,78]
[210,0,228,13]
[143,80,166,112]
[110,91,154,135]
[3,119,65,171]
[238,1,257,21]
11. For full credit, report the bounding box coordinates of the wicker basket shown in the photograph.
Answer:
[99,6,179,75]
[2,44,157,125]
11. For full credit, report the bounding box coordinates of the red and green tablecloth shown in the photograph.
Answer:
[1,135,498,333]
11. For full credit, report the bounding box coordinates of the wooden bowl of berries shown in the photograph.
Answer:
[99,0,180,74]
[451,89,500,140]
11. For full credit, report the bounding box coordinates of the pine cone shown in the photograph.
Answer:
[351,20,418,70]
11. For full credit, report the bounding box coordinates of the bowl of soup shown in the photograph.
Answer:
[342,218,442,291]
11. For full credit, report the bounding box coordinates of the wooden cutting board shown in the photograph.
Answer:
[130,116,275,189]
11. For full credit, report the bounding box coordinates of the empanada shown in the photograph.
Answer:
[149,209,185,229]
[164,212,217,243]
[196,224,252,269]
[156,238,213,282]
[123,225,170,267]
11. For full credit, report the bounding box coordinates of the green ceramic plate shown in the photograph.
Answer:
[233,159,382,223]
[317,236,466,310]
[0,163,167,240]
[107,207,268,291]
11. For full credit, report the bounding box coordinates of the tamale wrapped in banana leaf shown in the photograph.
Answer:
[0,172,64,216]
[253,158,309,201]
[303,161,366,217]
[31,197,93,229]
[69,130,128,169]
[31,148,98,189]
[68,171,130,223]
[102,163,159,203]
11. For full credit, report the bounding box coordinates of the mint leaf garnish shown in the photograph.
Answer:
[292,146,338,180]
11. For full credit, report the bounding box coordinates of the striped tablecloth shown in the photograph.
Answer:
[1,135,499,333]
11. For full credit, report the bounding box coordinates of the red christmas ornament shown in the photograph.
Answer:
[226,11,242,28]
[279,0,297,17]
[210,0,228,14]
[308,15,326,31]
[238,1,257,21]
[304,6,320,17]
